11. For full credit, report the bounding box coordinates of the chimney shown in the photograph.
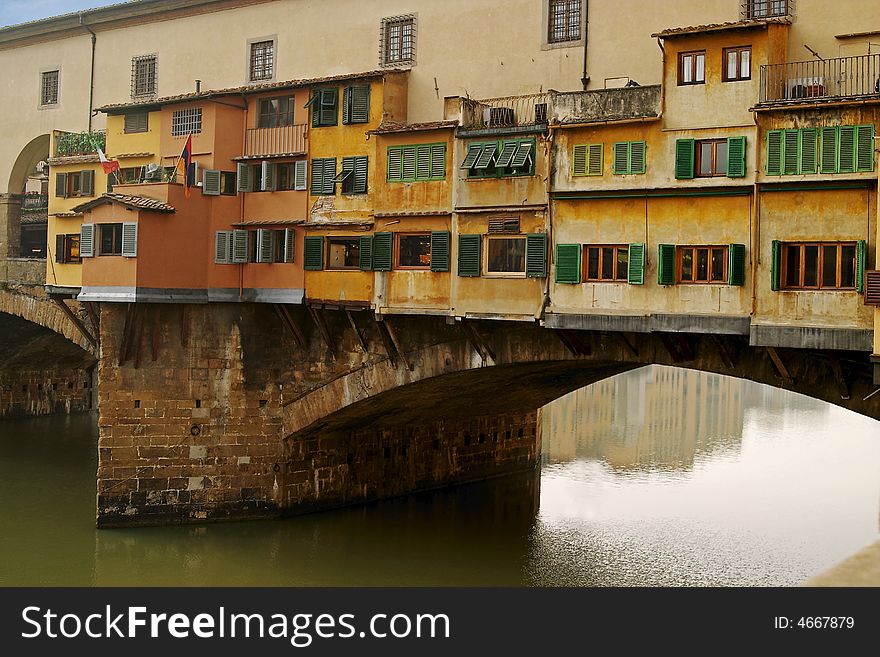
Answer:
[195,79,201,93]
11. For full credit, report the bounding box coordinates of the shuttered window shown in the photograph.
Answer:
[121,222,138,258]
[775,125,875,175]
[657,244,676,285]
[628,243,646,285]
[525,233,548,278]
[255,229,274,263]
[214,231,233,263]
[231,230,249,264]
[572,144,603,176]
[343,85,371,124]
[310,158,337,195]
[202,169,222,196]
[79,224,95,258]
[310,88,339,127]
[584,245,629,282]
[303,236,324,270]
[727,136,747,177]
[554,243,581,284]
[776,241,864,290]
[430,231,450,272]
[457,234,481,277]
[341,156,368,195]
[387,143,446,181]
[463,139,535,178]
[675,139,695,179]
[372,232,393,271]
[124,112,149,134]
[728,243,746,286]
[612,141,646,175]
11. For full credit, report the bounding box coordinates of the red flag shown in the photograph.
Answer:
[97,147,120,175]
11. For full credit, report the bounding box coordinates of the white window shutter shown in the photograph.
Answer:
[121,222,138,257]
[214,231,231,263]
[236,162,252,193]
[256,229,274,263]
[80,224,95,257]
[232,229,249,263]
[294,160,308,191]
[261,161,276,192]
[283,228,295,263]
[203,169,221,196]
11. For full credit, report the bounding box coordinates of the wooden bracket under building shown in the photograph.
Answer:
[766,346,794,384]
[373,315,398,366]
[711,334,737,370]
[273,304,306,349]
[382,318,411,370]
[82,301,101,347]
[829,355,850,400]
[150,305,161,361]
[307,306,337,358]
[658,333,694,363]
[345,309,369,354]
[179,304,189,348]
[554,329,591,356]
[52,297,97,349]
[460,321,496,363]
[617,332,639,358]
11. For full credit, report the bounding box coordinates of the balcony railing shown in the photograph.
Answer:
[759,54,880,104]
[244,124,308,157]
[21,193,48,211]
[460,93,551,131]
[741,0,793,20]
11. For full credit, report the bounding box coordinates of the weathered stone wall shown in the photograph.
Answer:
[0,367,93,417]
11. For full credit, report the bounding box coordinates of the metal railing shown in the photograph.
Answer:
[21,194,48,211]
[740,0,793,19]
[461,93,551,130]
[759,53,880,104]
[244,124,308,157]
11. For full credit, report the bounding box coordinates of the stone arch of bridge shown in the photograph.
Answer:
[0,289,98,359]
[3,134,50,261]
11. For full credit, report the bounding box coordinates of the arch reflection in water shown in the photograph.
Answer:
[531,365,880,586]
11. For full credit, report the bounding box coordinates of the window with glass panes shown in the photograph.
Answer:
[782,242,858,289]
[678,246,727,283]
[395,233,431,269]
[381,15,415,65]
[486,236,526,275]
[258,96,294,128]
[326,237,361,270]
[585,245,629,281]
[548,1,581,43]
[40,70,59,106]
[249,40,274,81]
[696,139,728,177]
[678,51,705,85]
[723,46,751,82]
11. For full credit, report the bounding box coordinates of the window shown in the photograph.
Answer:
[249,40,274,82]
[395,233,431,269]
[124,112,149,133]
[381,15,416,66]
[131,55,156,97]
[572,144,603,176]
[585,245,629,282]
[746,1,790,19]
[309,88,339,127]
[310,158,337,195]
[327,237,361,270]
[781,242,859,289]
[387,143,446,182]
[40,70,59,106]
[221,171,237,195]
[612,141,646,175]
[171,108,202,137]
[462,139,535,179]
[696,139,729,177]
[343,86,371,124]
[486,236,526,276]
[54,170,95,198]
[723,46,751,82]
[548,1,581,43]
[678,51,705,85]
[100,224,123,256]
[258,96,294,128]
[767,125,875,176]
[54,234,80,264]
[677,246,728,283]
[340,156,368,195]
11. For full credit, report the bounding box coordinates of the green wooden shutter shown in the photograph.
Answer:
[353,156,368,194]
[838,126,856,173]
[629,141,646,174]
[572,145,588,176]
[457,234,481,277]
[612,142,629,174]
[320,88,338,126]
[727,136,747,178]
[856,240,867,293]
[430,231,450,272]
[728,243,746,286]
[55,172,67,197]
[525,233,547,278]
[770,240,781,291]
[310,92,320,128]
[430,144,446,179]
[782,129,799,175]
[344,85,370,124]
[627,243,645,285]
[309,159,324,195]
[657,244,676,285]
[342,86,351,125]
[675,139,695,179]
[766,130,783,176]
[588,144,603,176]
[322,158,337,195]
[372,232,392,271]
[359,236,373,271]
[799,129,818,174]
[554,244,581,284]
[820,126,838,174]
[402,146,417,181]
[303,235,324,270]
[856,125,875,172]
[81,170,95,196]
[416,145,431,179]
[387,147,403,182]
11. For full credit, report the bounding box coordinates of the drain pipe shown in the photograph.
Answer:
[80,14,97,133]
[580,11,589,89]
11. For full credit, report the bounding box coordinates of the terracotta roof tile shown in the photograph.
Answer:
[652,17,790,39]
[47,154,100,165]
[368,120,458,134]
[113,152,154,159]
[71,192,175,214]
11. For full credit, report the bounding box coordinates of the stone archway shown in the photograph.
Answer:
[2,134,50,264]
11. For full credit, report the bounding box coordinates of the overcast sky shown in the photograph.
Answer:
[1,0,127,28]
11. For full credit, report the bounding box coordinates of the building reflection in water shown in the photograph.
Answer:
[542,365,749,472]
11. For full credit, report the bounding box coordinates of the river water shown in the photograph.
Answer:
[0,366,877,586]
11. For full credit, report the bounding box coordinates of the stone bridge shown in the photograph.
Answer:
[93,302,880,527]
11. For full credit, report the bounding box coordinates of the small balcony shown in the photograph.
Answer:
[759,54,880,105]
[740,0,793,20]
[243,124,308,158]
[52,130,106,158]
[459,93,551,134]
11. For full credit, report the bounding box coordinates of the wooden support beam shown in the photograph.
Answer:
[52,297,97,349]
[766,346,793,384]
[676,334,695,362]
[118,303,136,365]
[657,333,684,363]
[83,301,100,347]
[617,332,639,358]
[460,321,496,363]
[710,335,736,370]
[345,309,368,353]
[308,306,337,357]
[131,305,146,369]
[829,356,850,400]
[274,304,306,348]
[373,316,397,366]
[658,333,694,363]
[555,329,590,356]
[150,305,161,361]
[179,304,189,349]
[383,319,411,370]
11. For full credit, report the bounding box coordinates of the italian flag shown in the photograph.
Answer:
[97,147,120,175]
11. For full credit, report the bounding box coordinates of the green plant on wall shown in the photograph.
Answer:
[55,131,106,157]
